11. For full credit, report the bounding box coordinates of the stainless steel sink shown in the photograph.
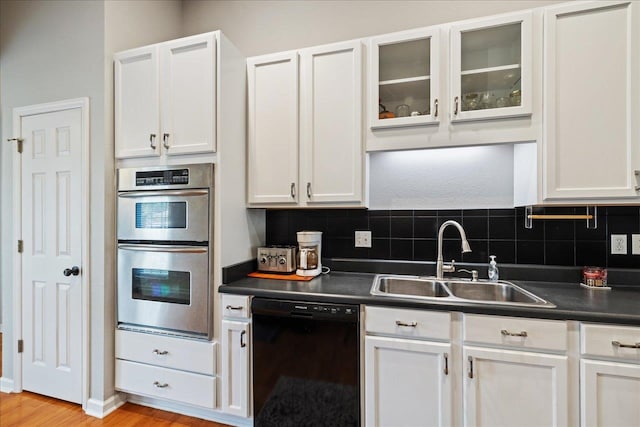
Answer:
[371,275,556,308]
[372,276,451,299]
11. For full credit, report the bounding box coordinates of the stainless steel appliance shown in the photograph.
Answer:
[252,298,360,426]
[257,246,296,273]
[117,164,214,339]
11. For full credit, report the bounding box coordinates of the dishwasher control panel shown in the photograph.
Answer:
[252,298,359,322]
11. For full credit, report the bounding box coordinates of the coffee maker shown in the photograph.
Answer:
[296,231,322,277]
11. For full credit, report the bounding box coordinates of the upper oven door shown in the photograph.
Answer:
[117,189,209,242]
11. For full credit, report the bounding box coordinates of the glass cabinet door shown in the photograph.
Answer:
[450,11,532,122]
[369,27,440,129]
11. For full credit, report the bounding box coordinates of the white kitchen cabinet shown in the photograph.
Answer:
[369,27,441,129]
[220,294,252,418]
[450,11,533,122]
[580,322,640,427]
[365,336,451,427]
[542,1,640,201]
[247,40,365,207]
[115,32,217,159]
[364,306,452,427]
[463,314,570,426]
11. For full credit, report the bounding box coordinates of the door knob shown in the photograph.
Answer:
[63,266,80,277]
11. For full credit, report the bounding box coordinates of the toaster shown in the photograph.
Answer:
[257,246,297,273]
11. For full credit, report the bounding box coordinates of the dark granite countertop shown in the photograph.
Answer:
[220,271,640,326]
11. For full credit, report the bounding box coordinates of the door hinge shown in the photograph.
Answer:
[7,137,24,153]
[18,339,23,353]
[18,240,24,253]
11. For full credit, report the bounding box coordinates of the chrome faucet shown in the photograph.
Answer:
[436,220,472,279]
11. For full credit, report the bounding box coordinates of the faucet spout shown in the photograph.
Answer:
[436,220,471,279]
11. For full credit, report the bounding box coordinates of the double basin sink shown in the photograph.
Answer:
[371,275,556,308]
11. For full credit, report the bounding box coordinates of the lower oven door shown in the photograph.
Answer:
[117,243,210,338]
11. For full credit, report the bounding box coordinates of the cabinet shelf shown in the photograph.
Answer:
[461,64,521,95]
[379,75,430,86]
[461,63,520,76]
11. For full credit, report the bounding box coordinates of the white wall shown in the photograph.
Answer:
[182,0,563,57]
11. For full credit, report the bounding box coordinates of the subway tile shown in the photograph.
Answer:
[370,238,390,259]
[606,206,640,217]
[438,209,463,218]
[545,240,574,266]
[368,210,390,217]
[516,241,545,265]
[370,217,390,238]
[516,215,545,241]
[414,239,437,261]
[390,239,413,260]
[488,208,516,217]
[414,209,438,217]
[489,241,516,264]
[607,254,639,269]
[462,240,488,263]
[390,210,414,217]
[390,217,413,238]
[607,215,639,234]
[441,239,465,262]
[414,216,438,239]
[489,216,515,239]
[463,209,489,217]
[575,241,607,267]
[437,217,463,238]
[575,219,606,241]
[463,216,488,240]
[545,219,575,241]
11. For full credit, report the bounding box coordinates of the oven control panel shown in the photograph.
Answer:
[135,169,189,186]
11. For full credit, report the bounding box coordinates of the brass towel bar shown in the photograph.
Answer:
[525,206,597,229]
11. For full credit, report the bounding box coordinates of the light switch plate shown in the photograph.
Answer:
[611,234,627,255]
[355,230,372,248]
[632,234,640,255]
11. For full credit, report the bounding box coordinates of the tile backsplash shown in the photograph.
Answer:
[265,206,640,269]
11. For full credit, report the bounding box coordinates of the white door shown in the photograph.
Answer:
[581,359,640,427]
[247,51,299,204]
[300,40,364,204]
[114,45,160,159]
[365,336,452,427]
[20,107,84,403]
[464,346,568,427]
[221,319,250,417]
[161,32,217,155]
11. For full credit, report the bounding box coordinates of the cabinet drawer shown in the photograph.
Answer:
[222,294,251,318]
[116,360,215,409]
[116,330,216,375]
[365,306,451,341]
[464,314,567,352]
[581,323,640,362]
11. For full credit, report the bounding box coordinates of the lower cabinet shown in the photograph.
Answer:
[114,329,217,409]
[365,336,451,427]
[580,322,640,427]
[463,346,568,426]
[220,294,252,418]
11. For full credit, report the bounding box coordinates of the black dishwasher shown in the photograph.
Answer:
[252,298,360,427]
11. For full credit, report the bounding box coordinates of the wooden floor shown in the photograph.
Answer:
[0,332,229,426]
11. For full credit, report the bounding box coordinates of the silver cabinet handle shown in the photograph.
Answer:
[612,340,640,349]
[444,352,449,376]
[118,189,209,198]
[162,133,170,149]
[153,349,168,355]
[240,330,247,348]
[290,182,296,199]
[153,381,169,388]
[150,133,157,149]
[454,96,459,115]
[434,99,438,117]
[395,320,417,327]
[306,182,312,199]
[226,305,243,311]
[468,356,474,379]
[117,244,207,253]
[501,329,528,338]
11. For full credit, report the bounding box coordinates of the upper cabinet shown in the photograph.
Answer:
[369,28,441,129]
[450,11,532,122]
[115,33,217,159]
[542,1,640,202]
[247,40,366,208]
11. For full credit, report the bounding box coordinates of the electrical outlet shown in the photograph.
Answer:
[355,230,372,248]
[632,234,640,255]
[611,234,627,255]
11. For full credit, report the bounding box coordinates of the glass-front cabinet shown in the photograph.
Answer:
[450,11,532,122]
[369,27,440,129]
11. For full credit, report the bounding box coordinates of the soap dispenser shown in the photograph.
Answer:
[488,255,499,282]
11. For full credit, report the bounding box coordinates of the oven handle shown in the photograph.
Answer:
[117,244,208,254]
[118,189,208,198]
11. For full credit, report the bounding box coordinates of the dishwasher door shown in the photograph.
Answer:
[251,298,360,427]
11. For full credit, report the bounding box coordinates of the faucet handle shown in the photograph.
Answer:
[442,259,456,273]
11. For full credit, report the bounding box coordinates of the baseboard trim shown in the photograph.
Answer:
[0,377,15,393]
[85,393,127,418]
[127,393,252,427]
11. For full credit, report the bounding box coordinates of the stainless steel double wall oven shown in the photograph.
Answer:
[117,164,214,339]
